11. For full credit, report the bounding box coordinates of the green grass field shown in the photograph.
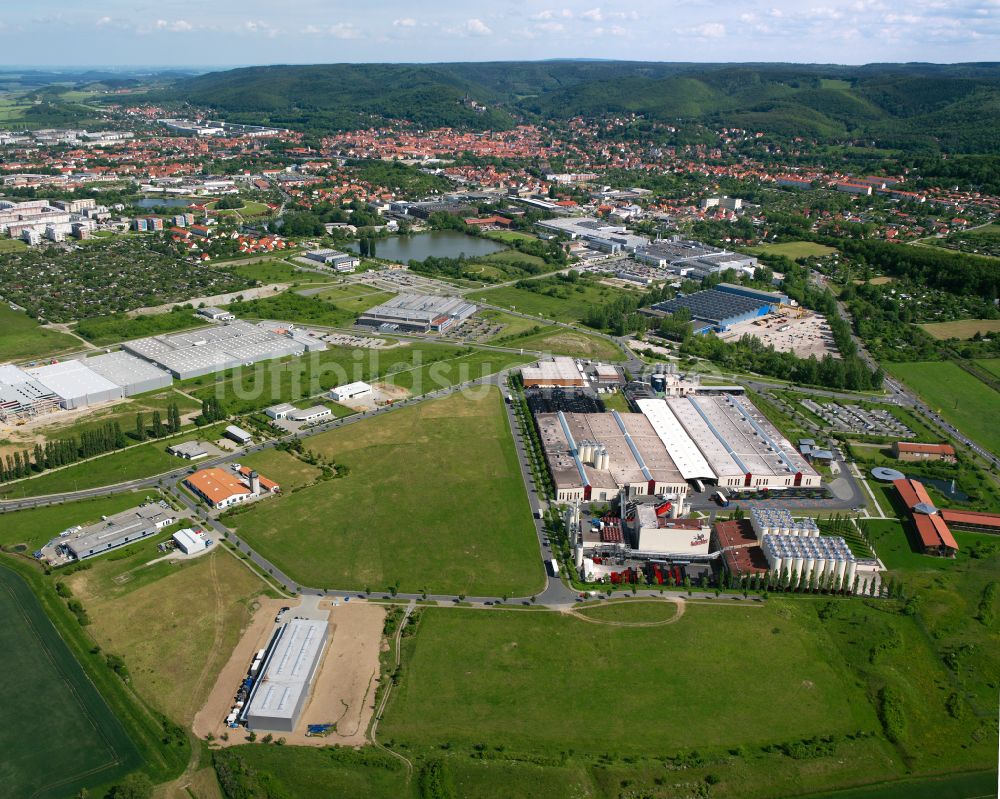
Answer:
[311,283,396,313]
[73,310,207,346]
[232,389,544,596]
[0,492,161,550]
[919,319,1000,340]
[236,448,322,490]
[885,361,1000,453]
[225,259,334,285]
[0,563,142,798]
[598,389,631,413]
[0,238,27,253]
[498,326,622,360]
[469,281,640,324]
[0,303,80,362]
[189,343,531,414]
[974,358,1000,380]
[748,241,837,259]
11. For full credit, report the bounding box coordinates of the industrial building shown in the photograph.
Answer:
[243,619,329,732]
[634,238,758,280]
[54,502,175,562]
[649,284,782,335]
[329,381,372,402]
[637,396,820,490]
[184,466,279,509]
[761,533,857,589]
[167,440,210,460]
[224,425,253,446]
[356,294,477,333]
[287,406,331,423]
[624,503,710,554]
[199,307,235,322]
[535,217,649,253]
[304,249,360,272]
[173,528,209,555]
[750,507,820,539]
[712,518,770,578]
[83,351,173,396]
[894,479,960,556]
[265,403,297,420]
[122,320,307,380]
[536,410,688,502]
[0,364,60,421]
[25,360,124,410]
[520,357,587,388]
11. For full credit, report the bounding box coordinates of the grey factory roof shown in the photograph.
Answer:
[83,351,173,395]
[536,410,685,492]
[652,289,770,326]
[122,320,305,379]
[245,619,328,728]
[635,398,716,481]
[667,394,817,480]
[359,293,477,325]
[27,360,123,405]
[64,503,174,559]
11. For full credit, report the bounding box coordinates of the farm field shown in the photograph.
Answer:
[232,389,544,596]
[0,562,141,799]
[67,543,266,726]
[748,241,837,259]
[500,326,622,360]
[380,595,996,798]
[0,492,161,550]
[0,303,80,362]
[919,319,1000,340]
[469,281,640,324]
[885,361,1000,453]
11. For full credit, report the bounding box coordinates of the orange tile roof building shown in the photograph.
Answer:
[892,442,957,463]
[185,467,280,509]
[893,479,959,556]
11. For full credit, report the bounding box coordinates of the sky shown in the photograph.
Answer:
[0,0,997,68]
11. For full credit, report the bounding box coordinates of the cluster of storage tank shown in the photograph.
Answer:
[577,440,610,470]
[762,533,857,586]
[751,507,820,539]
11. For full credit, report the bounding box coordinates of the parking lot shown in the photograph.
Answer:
[800,399,914,438]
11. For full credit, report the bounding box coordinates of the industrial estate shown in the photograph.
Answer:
[0,55,997,799]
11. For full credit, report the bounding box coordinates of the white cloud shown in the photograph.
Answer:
[154,19,193,33]
[581,8,604,21]
[685,22,726,37]
[531,8,574,20]
[328,22,360,38]
[461,18,493,35]
[393,18,417,27]
[537,21,566,32]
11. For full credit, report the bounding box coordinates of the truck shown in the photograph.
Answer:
[535,506,544,519]
[548,558,560,577]
[713,490,730,507]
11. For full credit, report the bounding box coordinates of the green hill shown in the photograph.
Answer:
[162,61,1000,152]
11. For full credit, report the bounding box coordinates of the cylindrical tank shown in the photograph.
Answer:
[803,557,815,581]
[835,557,847,584]
[845,561,857,590]
[770,554,783,574]
[575,543,584,569]
[580,442,594,463]
[598,449,610,470]
[792,556,804,579]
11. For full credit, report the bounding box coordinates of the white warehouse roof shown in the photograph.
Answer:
[27,359,123,409]
[84,351,173,396]
[636,398,716,481]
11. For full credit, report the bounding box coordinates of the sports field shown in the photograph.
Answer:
[919,319,1000,340]
[885,361,1000,453]
[748,241,836,259]
[232,388,544,596]
[0,563,141,798]
[0,303,79,362]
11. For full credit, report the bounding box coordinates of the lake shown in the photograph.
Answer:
[136,197,194,209]
[911,475,970,503]
[348,231,506,263]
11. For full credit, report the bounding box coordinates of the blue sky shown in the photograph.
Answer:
[0,0,996,67]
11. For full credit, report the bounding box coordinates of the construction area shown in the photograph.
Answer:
[195,597,385,747]
[717,308,839,359]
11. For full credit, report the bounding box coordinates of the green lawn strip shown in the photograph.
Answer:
[497,327,622,360]
[469,282,639,325]
[231,389,544,596]
[599,390,632,413]
[310,284,397,313]
[747,241,837,259]
[885,361,1000,454]
[1,555,189,789]
[794,770,999,799]
[0,303,80,362]
[974,358,1000,380]
[74,310,208,346]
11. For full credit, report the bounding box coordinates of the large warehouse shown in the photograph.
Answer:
[357,293,477,333]
[47,502,176,563]
[649,285,780,334]
[521,357,587,388]
[26,360,124,410]
[83,351,173,396]
[0,364,60,421]
[243,619,329,732]
[123,321,307,379]
[637,396,820,490]
[536,410,688,502]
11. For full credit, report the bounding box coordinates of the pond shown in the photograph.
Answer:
[135,197,194,209]
[911,475,970,503]
[347,231,506,263]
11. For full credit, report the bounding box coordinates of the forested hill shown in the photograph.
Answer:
[165,61,1000,152]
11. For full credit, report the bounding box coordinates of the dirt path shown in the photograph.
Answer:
[565,597,686,627]
[370,601,414,778]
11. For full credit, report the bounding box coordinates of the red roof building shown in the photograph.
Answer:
[893,479,959,556]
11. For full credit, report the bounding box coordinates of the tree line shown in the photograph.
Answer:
[134,403,183,441]
[0,421,128,483]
